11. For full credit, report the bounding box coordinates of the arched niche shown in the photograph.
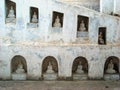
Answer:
[72,57,88,74]
[104,56,119,74]
[104,56,120,81]
[5,0,16,18]
[30,7,39,23]
[42,56,58,74]
[11,55,27,73]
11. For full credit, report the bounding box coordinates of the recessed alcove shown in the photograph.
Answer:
[72,57,88,80]
[5,0,16,23]
[11,55,27,80]
[27,7,39,28]
[77,15,89,38]
[42,56,58,80]
[51,11,64,33]
[104,56,119,81]
[98,27,106,45]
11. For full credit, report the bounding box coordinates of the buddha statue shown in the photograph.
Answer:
[79,20,86,31]
[76,61,84,74]
[8,6,15,18]
[46,62,54,74]
[53,16,61,28]
[98,32,105,44]
[31,12,38,23]
[106,60,116,74]
[15,62,25,74]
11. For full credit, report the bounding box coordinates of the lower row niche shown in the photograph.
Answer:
[72,57,88,80]
[42,56,58,80]
[104,56,120,81]
[11,55,27,80]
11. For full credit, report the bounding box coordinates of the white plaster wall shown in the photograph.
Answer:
[114,0,120,15]
[100,0,114,14]
[0,0,120,80]
[57,0,100,11]
[0,44,119,80]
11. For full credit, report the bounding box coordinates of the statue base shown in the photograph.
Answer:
[73,73,88,80]
[77,31,88,37]
[104,74,120,81]
[12,73,27,80]
[27,23,38,28]
[6,18,16,23]
[43,73,57,81]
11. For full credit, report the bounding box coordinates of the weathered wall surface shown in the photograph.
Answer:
[100,0,114,14]
[57,0,100,11]
[0,44,120,80]
[114,0,120,15]
[0,0,120,80]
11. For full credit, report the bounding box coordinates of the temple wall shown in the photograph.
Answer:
[0,0,120,80]
[100,0,114,14]
[114,0,120,15]
[0,45,120,80]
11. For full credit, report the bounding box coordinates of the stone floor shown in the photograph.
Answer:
[0,81,120,90]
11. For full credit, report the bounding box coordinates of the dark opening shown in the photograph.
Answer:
[77,15,89,32]
[104,56,119,74]
[5,0,16,18]
[98,27,106,45]
[30,7,39,23]
[52,11,64,27]
[72,57,88,74]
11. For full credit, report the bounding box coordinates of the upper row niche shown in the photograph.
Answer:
[5,0,16,23]
[52,11,64,28]
[30,7,39,23]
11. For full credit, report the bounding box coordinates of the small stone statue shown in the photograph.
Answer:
[106,60,116,74]
[79,20,86,31]
[53,16,61,28]
[46,62,54,73]
[8,6,15,18]
[98,32,105,44]
[76,61,84,74]
[15,62,25,74]
[31,12,38,23]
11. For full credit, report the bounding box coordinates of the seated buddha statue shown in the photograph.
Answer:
[106,60,116,74]
[79,20,86,31]
[8,6,15,18]
[53,16,61,28]
[46,62,54,74]
[31,12,38,23]
[15,62,25,74]
[76,61,84,74]
[98,32,105,44]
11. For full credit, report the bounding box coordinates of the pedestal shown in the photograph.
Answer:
[12,73,27,80]
[27,23,38,28]
[43,73,57,81]
[6,18,16,23]
[73,73,88,80]
[77,31,88,37]
[104,74,120,81]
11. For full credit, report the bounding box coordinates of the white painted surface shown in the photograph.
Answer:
[0,0,119,80]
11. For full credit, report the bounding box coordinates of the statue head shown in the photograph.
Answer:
[34,12,36,15]
[110,59,113,63]
[79,61,82,65]
[55,16,60,23]
[10,6,14,10]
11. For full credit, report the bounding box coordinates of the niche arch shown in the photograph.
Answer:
[42,56,58,74]
[72,56,88,74]
[11,55,27,73]
[104,56,119,74]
